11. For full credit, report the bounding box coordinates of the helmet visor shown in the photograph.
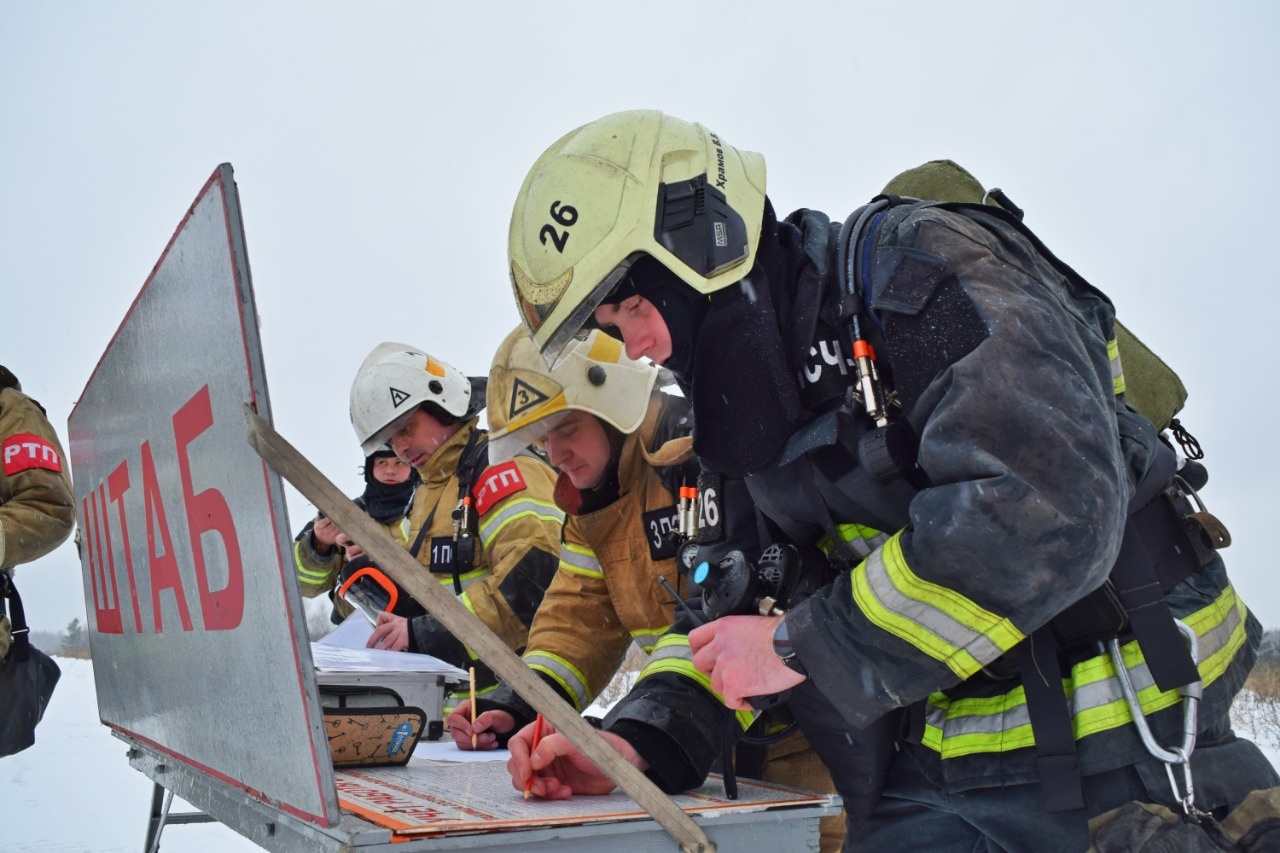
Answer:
[489,409,572,465]
[361,409,416,458]
[533,256,639,369]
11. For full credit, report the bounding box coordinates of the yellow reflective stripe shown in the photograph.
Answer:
[853,532,1024,679]
[920,586,1247,757]
[439,567,490,589]
[526,651,592,711]
[458,591,482,661]
[1109,337,1126,396]
[639,635,756,730]
[444,681,497,714]
[817,524,889,560]
[559,542,603,579]
[292,541,333,585]
[629,626,670,654]
[479,497,564,547]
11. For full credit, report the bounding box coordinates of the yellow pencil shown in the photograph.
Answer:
[469,666,477,749]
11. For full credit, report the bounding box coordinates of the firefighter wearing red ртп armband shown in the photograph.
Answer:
[1,365,75,658]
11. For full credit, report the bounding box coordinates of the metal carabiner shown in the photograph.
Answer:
[1107,619,1204,815]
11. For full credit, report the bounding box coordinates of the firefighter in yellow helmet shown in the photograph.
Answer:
[445,326,845,851]
[503,111,1278,850]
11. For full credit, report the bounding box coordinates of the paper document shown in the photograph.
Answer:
[317,612,375,649]
[336,761,834,838]
[412,740,511,764]
[311,642,468,678]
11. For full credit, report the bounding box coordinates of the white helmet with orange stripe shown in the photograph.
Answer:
[349,343,479,456]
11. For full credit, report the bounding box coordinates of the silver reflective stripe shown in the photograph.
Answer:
[648,641,693,665]
[862,547,1007,664]
[558,543,603,579]
[458,571,490,592]
[525,651,591,711]
[478,498,565,547]
[629,627,669,654]
[927,596,1243,742]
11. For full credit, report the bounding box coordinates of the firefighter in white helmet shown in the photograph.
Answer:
[443,326,844,851]
[322,342,563,703]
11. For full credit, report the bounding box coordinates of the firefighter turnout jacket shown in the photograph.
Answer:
[601,201,1270,833]
[1,380,76,658]
[485,390,697,719]
[404,418,562,694]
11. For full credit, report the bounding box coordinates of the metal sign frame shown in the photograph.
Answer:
[66,163,837,853]
[67,163,339,827]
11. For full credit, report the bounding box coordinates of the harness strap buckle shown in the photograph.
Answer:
[1163,476,1231,566]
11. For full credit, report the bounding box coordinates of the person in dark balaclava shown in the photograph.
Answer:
[354,448,419,524]
[293,448,420,624]
[335,448,425,620]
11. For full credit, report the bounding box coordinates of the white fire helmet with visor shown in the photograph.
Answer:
[486,325,659,464]
[508,110,767,366]
[349,342,478,456]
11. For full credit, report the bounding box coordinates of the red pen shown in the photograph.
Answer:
[524,713,545,801]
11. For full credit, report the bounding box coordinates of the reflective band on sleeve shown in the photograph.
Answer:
[292,541,334,585]
[478,497,565,547]
[921,585,1247,758]
[852,532,1024,679]
[639,635,757,730]
[1109,337,1126,397]
[525,651,593,711]
[819,524,890,560]
[629,626,670,655]
[439,567,491,590]
[444,681,497,715]
[558,542,604,579]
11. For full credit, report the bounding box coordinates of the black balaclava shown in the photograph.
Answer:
[358,448,419,523]
[687,198,815,477]
[597,255,709,379]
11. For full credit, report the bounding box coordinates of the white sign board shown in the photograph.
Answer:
[67,164,339,826]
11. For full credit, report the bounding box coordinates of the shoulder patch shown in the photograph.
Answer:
[3,432,63,476]
[472,460,527,515]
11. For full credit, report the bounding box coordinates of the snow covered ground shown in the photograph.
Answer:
[4,658,258,852]
[4,658,1278,851]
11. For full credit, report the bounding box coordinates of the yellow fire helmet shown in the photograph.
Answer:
[508,110,767,365]
[487,325,659,464]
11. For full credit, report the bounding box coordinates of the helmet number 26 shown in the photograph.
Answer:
[539,201,578,253]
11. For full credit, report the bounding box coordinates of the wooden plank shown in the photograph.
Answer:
[243,407,715,853]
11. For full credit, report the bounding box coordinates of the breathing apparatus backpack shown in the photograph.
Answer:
[853,161,1239,842]
[880,160,1193,441]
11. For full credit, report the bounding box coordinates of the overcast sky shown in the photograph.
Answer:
[4,2,1278,635]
